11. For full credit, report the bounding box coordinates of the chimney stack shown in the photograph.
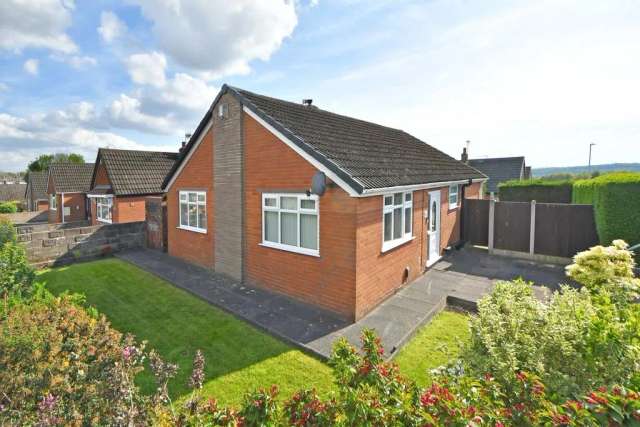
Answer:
[461,140,470,163]
[179,133,192,153]
[302,99,313,107]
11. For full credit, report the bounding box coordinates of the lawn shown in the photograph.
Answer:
[38,258,334,406]
[394,310,470,387]
[38,258,471,406]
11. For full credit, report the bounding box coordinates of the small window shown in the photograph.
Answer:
[449,184,459,209]
[96,197,113,223]
[179,191,207,232]
[50,194,57,210]
[218,103,228,119]
[382,191,413,251]
[262,193,319,256]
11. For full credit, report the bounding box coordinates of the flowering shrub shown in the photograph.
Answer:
[0,294,150,425]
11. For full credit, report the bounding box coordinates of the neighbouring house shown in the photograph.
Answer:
[47,163,94,224]
[461,148,529,196]
[162,85,487,321]
[88,148,178,225]
[25,171,50,211]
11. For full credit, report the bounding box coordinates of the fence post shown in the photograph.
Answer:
[529,200,536,255]
[488,198,495,251]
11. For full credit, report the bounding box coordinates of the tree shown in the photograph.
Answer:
[27,153,85,172]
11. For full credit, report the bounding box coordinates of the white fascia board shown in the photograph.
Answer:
[243,106,361,197]
[163,120,213,192]
[359,177,488,197]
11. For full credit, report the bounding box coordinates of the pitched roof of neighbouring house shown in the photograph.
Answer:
[26,171,49,200]
[164,85,486,194]
[48,163,95,193]
[0,183,27,202]
[468,157,525,193]
[94,148,178,196]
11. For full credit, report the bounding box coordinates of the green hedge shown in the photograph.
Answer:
[498,179,573,203]
[0,201,18,214]
[573,172,640,246]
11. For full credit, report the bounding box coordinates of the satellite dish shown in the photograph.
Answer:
[311,171,326,196]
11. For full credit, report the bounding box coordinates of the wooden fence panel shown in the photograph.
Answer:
[493,201,531,253]
[463,199,490,246]
[534,203,598,258]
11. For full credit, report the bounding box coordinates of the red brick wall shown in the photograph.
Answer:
[61,193,87,223]
[465,182,482,199]
[244,113,358,319]
[114,197,147,223]
[166,128,215,268]
[440,185,460,249]
[354,191,426,319]
[47,177,59,223]
[36,200,49,211]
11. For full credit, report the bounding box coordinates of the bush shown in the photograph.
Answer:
[573,172,640,247]
[465,242,640,401]
[0,242,35,301]
[0,295,151,425]
[0,202,17,214]
[0,218,16,246]
[498,179,573,203]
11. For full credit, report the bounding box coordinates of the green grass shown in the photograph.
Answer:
[395,310,470,387]
[37,258,472,406]
[37,258,334,407]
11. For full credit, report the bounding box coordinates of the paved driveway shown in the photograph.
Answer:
[117,246,571,360]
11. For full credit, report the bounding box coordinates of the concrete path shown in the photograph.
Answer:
[116,246,569,360]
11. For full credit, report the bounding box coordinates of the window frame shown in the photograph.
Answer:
[178,190,207,233]
[96,196,113,224]
[381,191,414,252]
[50,193,57,210]
[448,184,459,209]
[260,193,320,257]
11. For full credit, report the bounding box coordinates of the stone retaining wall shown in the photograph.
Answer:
[18,221,145,268]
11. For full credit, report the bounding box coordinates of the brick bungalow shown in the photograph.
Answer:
[47,163,94,224]
[162,85,487,321]
[25,171,49,211]
[88,148,177,225]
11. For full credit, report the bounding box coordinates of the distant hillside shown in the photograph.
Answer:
[533,163,640,177]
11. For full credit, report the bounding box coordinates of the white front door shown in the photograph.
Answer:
[427,190,441,267]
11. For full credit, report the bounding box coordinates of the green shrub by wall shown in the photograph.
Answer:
[0,201,18,214]
[498,179,573,203]
[572,172,640,247]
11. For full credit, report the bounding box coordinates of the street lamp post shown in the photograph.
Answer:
[588,142,596,173]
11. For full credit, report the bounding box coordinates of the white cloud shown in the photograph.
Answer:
[98,11,126,43]
[125,52,167,87]
[107,94,174,134]
[23,59,39,76]
[50,54,97,70]
[0,109,163,171]
[0,83,8,92]
[128,0,298,77]
[0,0,77,53]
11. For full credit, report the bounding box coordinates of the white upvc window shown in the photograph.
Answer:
[96,197,113,223]
[382,191,413,252]
[179,191,207,233]
[449,184,459,209]
[261,193,319,257]
[50,194,57,210]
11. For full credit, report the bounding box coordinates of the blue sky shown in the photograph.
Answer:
[1,0,639,172]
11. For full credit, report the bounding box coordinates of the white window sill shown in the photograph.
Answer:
[448,203,458,210]
[382,235,415,253]
[177,225,207,234]
[259,241,320,257]
[97,218,112,224]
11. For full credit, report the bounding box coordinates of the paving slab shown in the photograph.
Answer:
[116,246,567,360]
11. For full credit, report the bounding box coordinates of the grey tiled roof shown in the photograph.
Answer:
[468,157,525,193]
[96,148,178,196]
[164,85,486,193]
[49,163,95,193]
[27,171,48,200]
[0,183,26,202]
